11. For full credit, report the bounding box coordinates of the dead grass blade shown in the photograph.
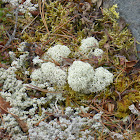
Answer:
[38,0,50,34]
[26,84,64,94]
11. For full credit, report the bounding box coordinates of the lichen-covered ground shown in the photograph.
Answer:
[0,0,139,139]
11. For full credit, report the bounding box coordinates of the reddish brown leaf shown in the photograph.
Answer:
[119,57,126,66]
[126,60,137,68]
[0,96,11,114]
[12,115,28,133]
[0,104,28,132]
[30,11,40,16]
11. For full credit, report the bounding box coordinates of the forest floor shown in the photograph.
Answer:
[0,0,139,139]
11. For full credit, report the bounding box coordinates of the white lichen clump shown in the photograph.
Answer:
[129,104,139,115]
[11,52,29,69]
[68,61,94,92]
[32,56,43,65]
[2,0,38,13]
[79,37,99,57]
[18,42,27,52]
[88,67,114,93]
[68,61,113,93]
[93,48,104,56]
[31,62,67,87]
[43,44,71,63]
[41,62,67,86]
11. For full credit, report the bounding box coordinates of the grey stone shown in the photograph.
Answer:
[103,0,140,59]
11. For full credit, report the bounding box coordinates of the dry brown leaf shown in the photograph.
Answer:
[0,96,11,114]
[119,57,126,66]
[12,115,28,133]
[126,60,137,68]
[125,60,138,73]
[0,105,28,133]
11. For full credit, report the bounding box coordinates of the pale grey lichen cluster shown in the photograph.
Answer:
[31,62,67,87]
[28,108,107,140]
[0,37,114,139]
[79,37,99,56]
[79,37,103,57]
[2,0,38,14]
[43,44,71,64]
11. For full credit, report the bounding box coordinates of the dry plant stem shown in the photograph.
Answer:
[26,84,63,94]
[115,69,124,83]
[43,37,55,45]
[35,115,51,126]
[106,47,109,62]
[53,14,79,33]
[50,33,74,39]
[100,127,105,139]
[42,58,60,66]
[54,9,70,30]
[88,103,114,124]
[5,7,19,47]
[127,116,138,130]
[21,14,39,34]
[38,0,50,34]
[62,29,77,41]
[0,113,4,124]
[42,54,61,66]
[120,80,136,95]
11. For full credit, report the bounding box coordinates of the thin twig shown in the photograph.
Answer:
[53,14,79,33]
[49,33,74,39]
[5,7,19,46]
[38,0,50,34]
[26,84,64,94]
[21,14,39,34]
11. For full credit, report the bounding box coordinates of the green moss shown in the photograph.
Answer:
[116,91,140,118]
[114,72,140,118]
[96,4,135,54]
[109,4,119,19]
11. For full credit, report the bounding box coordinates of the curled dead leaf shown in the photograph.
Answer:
[104,103,115,112]
[0,96,11,114]
[126,60,137,68]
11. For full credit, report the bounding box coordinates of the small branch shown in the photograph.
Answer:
[21,14,39,34]
[26,84,64,94]
[38,0,50,34]
[54,14,79,33]
[5,7,19,47]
